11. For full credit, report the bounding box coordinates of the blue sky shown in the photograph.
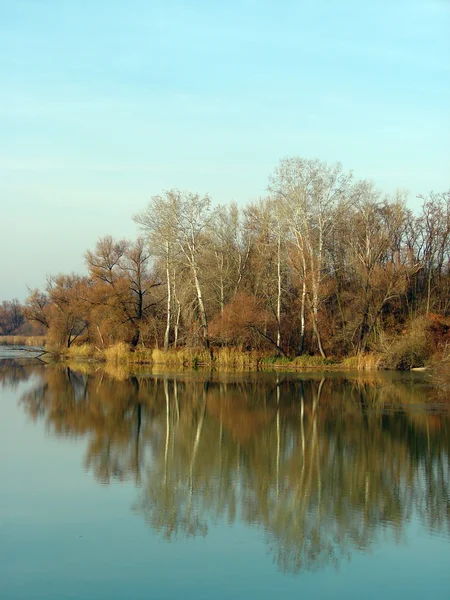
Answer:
[1,0,449,300]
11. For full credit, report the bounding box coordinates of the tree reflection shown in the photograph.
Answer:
[0,358,45,389]
[19,365,450,572]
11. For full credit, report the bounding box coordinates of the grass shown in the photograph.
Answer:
[0,335,46,347]
[103,343,153,365]
[64,344,99,360]
[261,353,383,371]
[341,353,383,370]
[213,348,268,370]
[152,347,212,368]
[60,342,153,365]
[291,355,336,367]
[261,354,337,370]
[24,338,388,373]
[152,347,271,370]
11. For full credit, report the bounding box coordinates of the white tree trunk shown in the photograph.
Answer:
[164,241,171,351]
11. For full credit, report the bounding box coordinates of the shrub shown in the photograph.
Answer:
[381,317,433,370]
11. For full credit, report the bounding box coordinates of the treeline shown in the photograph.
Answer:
[0,300,24,335]
[5,157,450,364]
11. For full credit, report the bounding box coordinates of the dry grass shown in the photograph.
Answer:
[152,347,212,367]
[341,353,383,370]
[0,335,46,347]
[429,344,450,392]
[213,347,267,370]
[261,354,336,370]
[0,335,386,373]
[260,352,383,371]
[130,347,154,364]
[64,344,99,360]
[103,342,132,364]
[291,355,334,368]
[151,347,268,369]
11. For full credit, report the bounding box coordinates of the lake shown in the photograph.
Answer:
[1,358,449,599]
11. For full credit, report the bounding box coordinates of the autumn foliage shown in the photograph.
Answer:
[0,157,448,367]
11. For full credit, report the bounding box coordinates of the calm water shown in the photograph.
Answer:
[1,359,449,599]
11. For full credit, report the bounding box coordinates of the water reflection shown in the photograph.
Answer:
[0,358,45,389]
[18,363,450,573]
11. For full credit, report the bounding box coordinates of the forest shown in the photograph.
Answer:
[1,157,450,369]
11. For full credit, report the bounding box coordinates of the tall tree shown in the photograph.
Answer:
[345,183,409,353]
[243,197,289,352]
[415,191,450,314]
[86,236,161,347]
[134,192,180,350]
[136,190,215,352]
[269,157,352,357]
[46,274,90,348]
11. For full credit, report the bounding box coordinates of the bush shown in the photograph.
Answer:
[381,317,433,370]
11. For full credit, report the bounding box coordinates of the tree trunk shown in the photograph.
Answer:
[164,242,171,351]
[299,277,306,354]
[276,235,282,349]
[311,309,326,359]
[174,301,181,349]
[192,265,211,353]
[130,327,140,348]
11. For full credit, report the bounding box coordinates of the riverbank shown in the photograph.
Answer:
[0,339,384,371]
[1,337,447,377]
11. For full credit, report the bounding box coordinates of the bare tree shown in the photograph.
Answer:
[345,183,409,353]
[270,157,352,357]
[134,192,180,350]
[243,197,289,352]
[136,190,215,352]
[86,236,161,347]
[0,299,25,335]
[415,191,450,314]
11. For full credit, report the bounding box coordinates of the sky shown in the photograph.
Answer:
[1,0,449,301]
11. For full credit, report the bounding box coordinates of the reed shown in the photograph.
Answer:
[290,355,334,368]
[64,343,98,360]
[260,353,383,370]
[213,347,267,370]
[0,334,386,373]
[103,342,132,364]
[0,335,46,347]
[261,354,335,370]
[152,347,212,367]
[341,354,383,370]
[130,348,154,364]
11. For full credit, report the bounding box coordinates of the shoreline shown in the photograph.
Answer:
[0,340,426,373]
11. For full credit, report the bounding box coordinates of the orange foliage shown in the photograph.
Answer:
[426,313,450,348]
[209,293,274,346]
